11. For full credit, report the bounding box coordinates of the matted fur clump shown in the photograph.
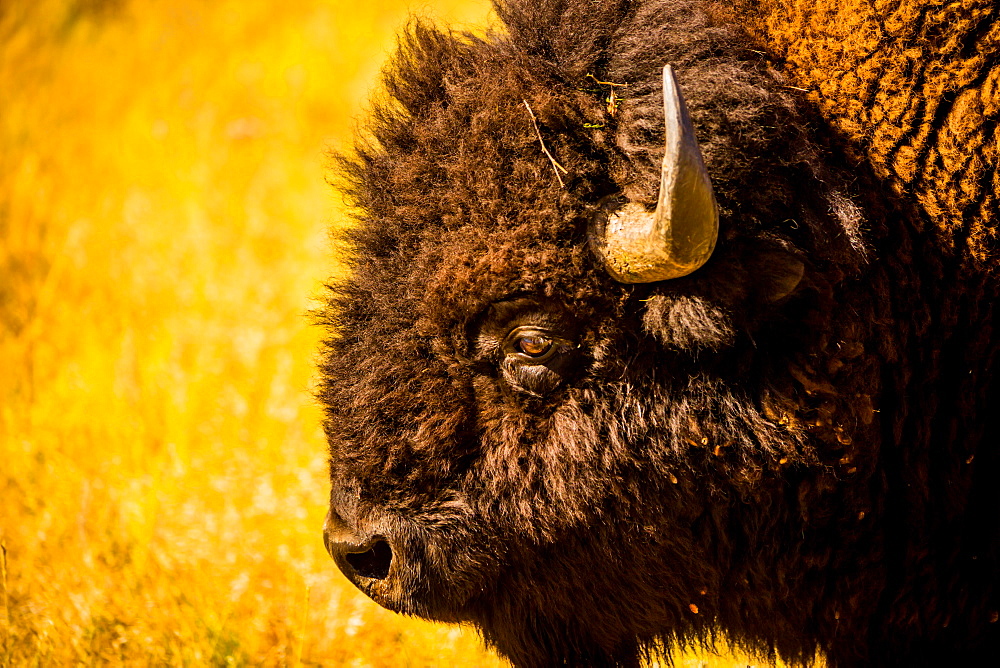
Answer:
[318,0,1000,666]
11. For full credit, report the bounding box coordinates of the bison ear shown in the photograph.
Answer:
[755,250,806,302]
[589,64,719,283]
[743,248,806,303]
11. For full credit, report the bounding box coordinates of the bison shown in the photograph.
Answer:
[318,0,1000,665]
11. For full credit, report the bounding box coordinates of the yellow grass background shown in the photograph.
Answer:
[0,0,788,664]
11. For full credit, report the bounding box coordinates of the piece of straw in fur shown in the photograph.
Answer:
[523,100,568,188]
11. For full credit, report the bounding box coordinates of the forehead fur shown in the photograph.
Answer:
[333,0,866,341]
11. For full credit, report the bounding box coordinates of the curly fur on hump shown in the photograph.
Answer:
[318,1,1000,666]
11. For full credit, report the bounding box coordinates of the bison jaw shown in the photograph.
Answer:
[589,64,719,283]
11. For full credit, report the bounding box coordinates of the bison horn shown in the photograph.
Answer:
[590,65,719,283]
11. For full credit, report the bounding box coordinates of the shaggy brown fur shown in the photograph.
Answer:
[737,0,1000,265]
[318,1,1000,665]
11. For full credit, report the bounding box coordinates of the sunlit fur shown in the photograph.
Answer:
[319,1,1000,666]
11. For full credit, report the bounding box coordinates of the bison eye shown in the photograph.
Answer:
[503,327,563,364]
[517,334,553,357]
[478,300,581,396]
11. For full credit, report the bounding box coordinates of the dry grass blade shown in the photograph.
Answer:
[2,540,9,627]
[523,99,568,188]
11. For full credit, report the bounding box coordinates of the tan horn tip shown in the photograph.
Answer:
[589,64,719,284]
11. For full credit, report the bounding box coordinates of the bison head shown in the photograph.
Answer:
[319,1,889,665]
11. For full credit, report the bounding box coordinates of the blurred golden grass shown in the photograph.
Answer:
[0,0,790,665]
[0,0,507,663]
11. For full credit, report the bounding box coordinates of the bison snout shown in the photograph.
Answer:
[323,508,394,582]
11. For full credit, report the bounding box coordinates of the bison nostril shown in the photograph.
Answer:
[324,509,394,583]
[345,539,393,580]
